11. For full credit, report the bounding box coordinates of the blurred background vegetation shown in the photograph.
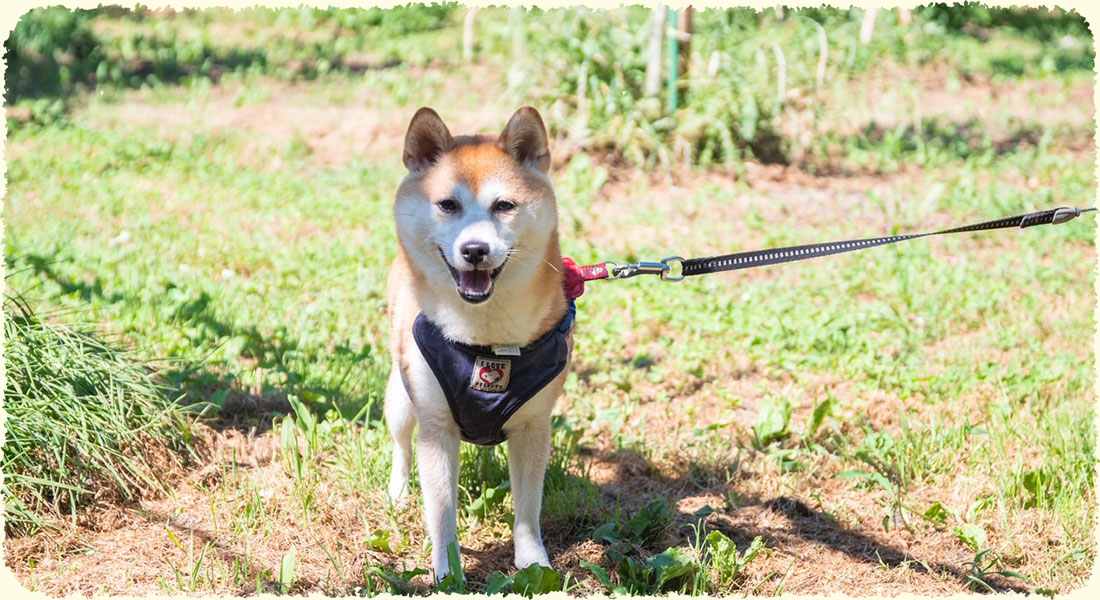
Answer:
[6,3,1093,169]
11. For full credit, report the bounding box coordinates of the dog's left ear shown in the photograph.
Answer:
[499,107,551,174]
[404,107,454,172]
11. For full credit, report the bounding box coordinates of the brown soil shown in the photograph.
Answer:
[55,63,508,173]
[1,419,1046,597]
[825,62,1094,140]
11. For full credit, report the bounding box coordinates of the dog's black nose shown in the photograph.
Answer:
[460,241,490,265]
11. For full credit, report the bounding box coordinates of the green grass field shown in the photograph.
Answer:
[3,5,1095,596]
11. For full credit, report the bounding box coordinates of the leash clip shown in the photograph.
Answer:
[607,256,685,282]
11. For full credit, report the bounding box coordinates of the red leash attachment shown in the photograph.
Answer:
[563,256,685,299]
[562,257,610,300]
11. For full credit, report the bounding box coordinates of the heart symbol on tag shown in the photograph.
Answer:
[478,367,503,385]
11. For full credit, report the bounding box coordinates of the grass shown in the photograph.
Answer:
[3,3,1095,597]
[2,292,198,535]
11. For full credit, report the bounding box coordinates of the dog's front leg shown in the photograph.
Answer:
[385,370,416,502]
[418,425,462,581]
[507,417,552,569]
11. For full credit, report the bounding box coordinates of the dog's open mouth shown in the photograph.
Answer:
[439,249,507,304]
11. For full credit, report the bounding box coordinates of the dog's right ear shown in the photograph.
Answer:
[403,107,454,171]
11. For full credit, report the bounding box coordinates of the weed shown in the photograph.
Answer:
[276,546,298,594]
[706,531,767,591]
[593,498,673,564]
[751,396,793,449]
[2,293,197,534]
[511,564,564,596]
[964,548,1029,592]
[436,541,467,594]
[362,563,429,596]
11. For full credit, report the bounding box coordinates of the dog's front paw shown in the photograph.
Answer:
[387,485,409,505]
[387,475,410,504]
[434,569,467,586]
[432,542,465,585]
[513,544,550,570]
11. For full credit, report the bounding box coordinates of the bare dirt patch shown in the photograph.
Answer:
[5,424,423,596]
[69,65,512,171]
[822,63,1094,142]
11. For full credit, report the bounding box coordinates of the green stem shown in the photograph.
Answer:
[667,8,679,112]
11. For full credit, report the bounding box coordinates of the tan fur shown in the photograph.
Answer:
[389,140,568,347]
[385,107,569,579]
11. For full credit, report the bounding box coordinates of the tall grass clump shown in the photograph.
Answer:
[2,294,197,535]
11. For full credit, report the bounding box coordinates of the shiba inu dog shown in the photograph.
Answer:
[385,106,572,580]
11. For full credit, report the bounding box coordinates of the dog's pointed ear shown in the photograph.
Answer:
[403,107,454,171]
[499,106,550,174]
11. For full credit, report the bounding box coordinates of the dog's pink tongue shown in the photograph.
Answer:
[459,269,492,294]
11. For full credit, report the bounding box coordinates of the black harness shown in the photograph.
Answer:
[412,301,575,446]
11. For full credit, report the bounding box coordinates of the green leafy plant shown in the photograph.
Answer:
[477,563,563,596]
[751,396,793,449]
[512,564,563,596]
[363,563,429,596]
[437,541,467,594]
[964,548,1029,592]
[276,546,297,594]
[706,531,766,590]
[467,479,511,519]
[807,394,835,438]
[951,523,987,553]
[921,501,953,528]
[364,529,406,554]
[592,498,672,565]
[585,547,702,595]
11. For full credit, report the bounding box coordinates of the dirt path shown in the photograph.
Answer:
[61,64,512,172]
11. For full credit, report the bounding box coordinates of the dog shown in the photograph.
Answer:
[385,106,572,580]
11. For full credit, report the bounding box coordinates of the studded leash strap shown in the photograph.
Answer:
[567,206,1095,287]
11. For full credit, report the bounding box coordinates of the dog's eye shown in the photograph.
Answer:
[436,198,460,214]
[492,199,516,213]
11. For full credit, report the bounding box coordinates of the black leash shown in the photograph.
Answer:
[581,206,1095,282]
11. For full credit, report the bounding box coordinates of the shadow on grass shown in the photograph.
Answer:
[130,507,350,595]
[448,444,1030,595]
[6,6,406,107]
[858,117,1048,159]
[800,116,1088,178]
[14,251,385,434]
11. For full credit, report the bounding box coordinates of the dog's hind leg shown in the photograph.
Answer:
[385,369,416,502]
[507,416,552,569]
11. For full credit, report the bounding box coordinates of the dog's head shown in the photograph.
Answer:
[395,107,557,305]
